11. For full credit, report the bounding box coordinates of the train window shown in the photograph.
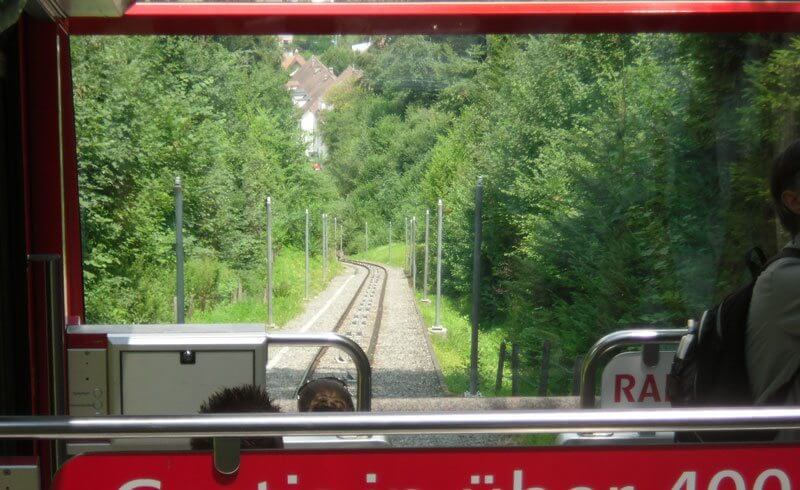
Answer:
[71,32,799,441]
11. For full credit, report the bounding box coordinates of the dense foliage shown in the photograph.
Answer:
[320,34,797,393]
[73,36,338,323]
[75,33,799,394]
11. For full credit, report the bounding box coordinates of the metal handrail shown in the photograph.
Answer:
[580,328,688,408]
[2,408,800,439]
[267,332,372,411]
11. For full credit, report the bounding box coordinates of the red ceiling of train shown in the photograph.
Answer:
[67,1,800,35]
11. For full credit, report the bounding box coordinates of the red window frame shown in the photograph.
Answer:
[68,1,800,36]
[17,4,800,487]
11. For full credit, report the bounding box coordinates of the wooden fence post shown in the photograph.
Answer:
[572,355,585,396]
[511,343,520,396]
[495,341,507,394]
[538,341,551,396]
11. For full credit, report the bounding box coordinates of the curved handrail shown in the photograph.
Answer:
[580,328,687,408]
[267,332,372,411]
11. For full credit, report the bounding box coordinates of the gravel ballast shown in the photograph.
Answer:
[372,265,510,447]
[266,263,366,403]
[268,261,516,447]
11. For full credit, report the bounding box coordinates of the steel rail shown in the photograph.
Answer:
[580,328,687,408]
[298,259,371,388]
[3,407,800,439]
[331,259,372,339]
[350,260,388,360]
[299,259,387,389]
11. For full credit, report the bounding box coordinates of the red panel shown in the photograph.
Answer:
[53,444,800,490]
[68,1,800,35]
[66,333,108,349]
[21,21,82,323]
[19,16,80,488]
[59,34,86,322]
[21,17,62,486]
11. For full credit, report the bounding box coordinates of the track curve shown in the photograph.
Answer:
[298,259,388,395]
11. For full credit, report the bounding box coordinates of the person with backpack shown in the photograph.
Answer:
[746,140,800,436]
[668,140,800,442]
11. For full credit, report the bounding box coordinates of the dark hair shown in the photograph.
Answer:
[191,385,283,450]
[297,377,355,412]
[771,139,800,235]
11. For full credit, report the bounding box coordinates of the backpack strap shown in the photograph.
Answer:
[745,247,767,280]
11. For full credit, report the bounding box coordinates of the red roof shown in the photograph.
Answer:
[281,52,307,71]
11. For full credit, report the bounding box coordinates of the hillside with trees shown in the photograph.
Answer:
[73,36,340,323]
[319,34,797,393]
[74,33,798,393]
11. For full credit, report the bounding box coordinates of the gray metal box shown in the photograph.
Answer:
[0,461,40,490]
[107,331,268,416]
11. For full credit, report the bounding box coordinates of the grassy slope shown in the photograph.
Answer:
[416,292,511,396]
[190,248,342,326]
[415,290,558,445]
[351,243,407,269]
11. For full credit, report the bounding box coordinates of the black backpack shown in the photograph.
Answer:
[667,247,800,443]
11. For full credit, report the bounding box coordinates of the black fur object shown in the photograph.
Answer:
[191,384,283,450]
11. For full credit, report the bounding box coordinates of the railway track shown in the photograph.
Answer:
[297,259,388,398]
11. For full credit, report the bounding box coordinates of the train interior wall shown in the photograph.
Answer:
[0,22,33,456]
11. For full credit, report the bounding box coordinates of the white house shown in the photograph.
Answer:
[351,41,371,54]
[277,34,294,47]
[284,55,362,160]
